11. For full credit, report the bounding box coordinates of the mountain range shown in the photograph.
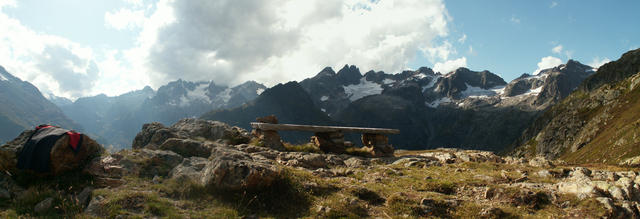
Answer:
[4,49,639,157]
[204,60,596,151]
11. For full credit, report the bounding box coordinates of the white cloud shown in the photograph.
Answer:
[0,3,150,99]
[551,43,572,59]
[458,34,467,44]
[433,57,467,74]
[588,57,611,69]
[120,0,452,88]
[552,45,563,54]
[510,15,520,24]
[104,8,146,30]
[1,0,455,99]
[0,8,96,99]
[124,0,144,7]
[564,50,574,59]
[425,41,455,62]
[533,56,563,75]
[550,1,558,8]
[0,0,16,8]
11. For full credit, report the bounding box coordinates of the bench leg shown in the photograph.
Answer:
[361,133,394,157]
[311,131,346,154]
[251,129,285,151]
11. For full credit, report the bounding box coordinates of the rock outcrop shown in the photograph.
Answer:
[200,147,281,190]
[133,118,250,150]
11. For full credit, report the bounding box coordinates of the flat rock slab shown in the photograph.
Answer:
[250,123,400,134]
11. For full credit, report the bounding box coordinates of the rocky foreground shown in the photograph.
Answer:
[1,119,640,218]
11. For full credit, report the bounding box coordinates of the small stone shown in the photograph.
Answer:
[536,170,552,178]
[316,205,331,213]
[570,167,592,179]
[596,197,614,210]
[528,156,554,168]
[424,176,433,180]
[34,197,54,213]
[77,187,93,208]
[152,175,161,184]
[85,195,105,215]
[480,207,505,218]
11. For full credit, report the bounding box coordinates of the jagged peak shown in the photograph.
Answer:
[563,59,591,69]
[318,67,335,76]
[516,73,532,80]
[450,67,471,74]
[336,64,361,76]
[417,67,435,75]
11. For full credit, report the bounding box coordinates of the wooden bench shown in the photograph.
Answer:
[250,122,400,157]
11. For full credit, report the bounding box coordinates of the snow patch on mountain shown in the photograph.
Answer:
[461,83,504,98]
[382,78,395,84]
[426,97,451,108]
[0,71,8,81]
[256,88,264,95]
[422,75,441,92]
[215,88,232,103]
[343,78,383,101]
[180,83,211,107]
[320,96,329,101]
[522,86,543,96]
[528,73,549,80]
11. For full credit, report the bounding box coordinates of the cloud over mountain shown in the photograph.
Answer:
[127,0,453,88]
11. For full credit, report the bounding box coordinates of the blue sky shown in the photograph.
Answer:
[416,0,640,78]
[0,0,638,99]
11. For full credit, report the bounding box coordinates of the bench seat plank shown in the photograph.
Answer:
[250,122,400,134]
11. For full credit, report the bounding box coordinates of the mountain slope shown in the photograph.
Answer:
[0,66,80,143]
[511,49,640,164]
[201,81,337,143]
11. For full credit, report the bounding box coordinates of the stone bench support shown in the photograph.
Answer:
[250,121,399,157]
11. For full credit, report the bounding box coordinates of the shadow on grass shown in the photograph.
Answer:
[163,169,314,218]
[210,170,313,218]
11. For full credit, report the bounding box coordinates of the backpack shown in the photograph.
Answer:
[17,125,83,173]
